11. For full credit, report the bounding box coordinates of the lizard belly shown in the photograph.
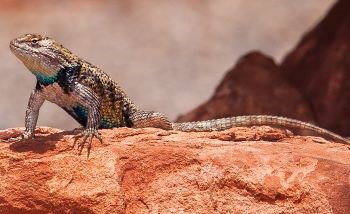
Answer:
[40,83,88,126]
[41,83,80,108]
[40,83,123,128]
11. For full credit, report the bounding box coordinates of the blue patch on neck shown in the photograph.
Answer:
[32,71,58,85]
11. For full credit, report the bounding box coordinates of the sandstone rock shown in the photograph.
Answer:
[0,127,349,213]
[281,0,350,136]
[177,51,314,124]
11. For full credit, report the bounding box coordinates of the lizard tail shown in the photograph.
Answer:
[172,115,350,145]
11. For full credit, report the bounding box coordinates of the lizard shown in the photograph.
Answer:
[9,33,350,156]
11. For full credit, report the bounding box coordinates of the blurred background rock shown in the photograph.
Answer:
[0,0,335,129]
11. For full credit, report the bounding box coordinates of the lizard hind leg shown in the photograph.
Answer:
[72,129,103,158]
[130,111,173,130]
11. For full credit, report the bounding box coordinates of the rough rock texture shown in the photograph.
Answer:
[281,0,350,136]
[177,52,314,123]
[0,127,349,213]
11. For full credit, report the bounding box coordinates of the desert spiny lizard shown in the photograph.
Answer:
[9,34,349,156]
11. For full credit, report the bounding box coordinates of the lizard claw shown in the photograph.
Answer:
[72,129,103,158]
[8,131,34,142]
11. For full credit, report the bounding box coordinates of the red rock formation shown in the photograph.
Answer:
[0,127,349,213]
[281,0,350,136]
[177,52,314,123]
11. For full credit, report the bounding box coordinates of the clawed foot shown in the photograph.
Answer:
[8,131,34,142]
[283,129,294,137]
[7,136,23,142]
[72,129,103,158]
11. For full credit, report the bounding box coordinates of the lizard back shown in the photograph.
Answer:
[66,60,136,129]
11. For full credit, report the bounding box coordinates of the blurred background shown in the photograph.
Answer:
[0,0,336,130]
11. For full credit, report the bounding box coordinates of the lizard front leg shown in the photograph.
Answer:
[22,89,45,139]
[72,83,102,156]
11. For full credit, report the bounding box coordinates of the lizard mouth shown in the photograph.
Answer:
[9,39,20,48]
[9,40,33,57]
[9,40,24,53]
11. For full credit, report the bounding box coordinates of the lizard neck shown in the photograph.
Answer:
[22,48,79,85]
[28,60,79,86]
[24,57,62,85]
[31,70,59,85]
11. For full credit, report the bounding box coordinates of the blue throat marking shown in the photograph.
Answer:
[32,71,58,85]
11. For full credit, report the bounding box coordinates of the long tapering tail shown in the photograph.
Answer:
[172,115,349,145]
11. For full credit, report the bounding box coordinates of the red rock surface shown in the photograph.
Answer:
[0,127,349,213]
[281,0,350,136]
[177,52,314,123]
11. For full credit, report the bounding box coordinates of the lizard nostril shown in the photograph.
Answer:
[10,39,18,46]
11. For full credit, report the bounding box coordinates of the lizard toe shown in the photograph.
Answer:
[72,129,102,158]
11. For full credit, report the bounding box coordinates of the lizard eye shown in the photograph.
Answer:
[31,39,39,45]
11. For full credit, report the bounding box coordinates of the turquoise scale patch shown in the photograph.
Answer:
[32,71,58,85]
[100,118,115,129]
[72,106,88,123]
[72,106,116,129]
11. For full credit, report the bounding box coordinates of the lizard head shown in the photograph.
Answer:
[10,34,78,79]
